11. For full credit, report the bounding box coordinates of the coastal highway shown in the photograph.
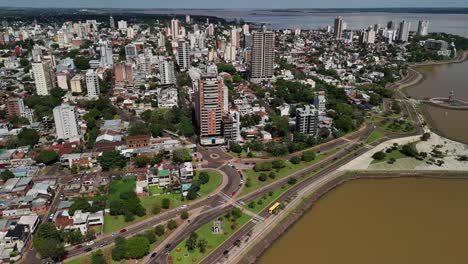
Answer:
[200,137,387,264]
[148,126,378,264]
[65,124,372,261]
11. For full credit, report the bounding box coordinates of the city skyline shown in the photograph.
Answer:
[2,0,468,9]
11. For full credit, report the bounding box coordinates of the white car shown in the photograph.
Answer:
[86,241,95,246]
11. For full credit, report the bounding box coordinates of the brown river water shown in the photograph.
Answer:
[405,59,468,143]
[259,178,468,264]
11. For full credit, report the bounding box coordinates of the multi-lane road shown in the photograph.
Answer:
[62,121,400,263]
[148,126,379,263]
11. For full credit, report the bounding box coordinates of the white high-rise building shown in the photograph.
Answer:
[57,30,69,45]
[171,19,179,39]
[160,59,176,85]
[398,20,411,42]
[32,61,55,96]
[53,103,81,141]
[314,91,327,113]
[242,24,250,34]
[127,27,135,39]
[186,15,191,24]
[224,44,236,62]
[118,20,127,30]
[157,32,166,50]
[85,69,100,98]
[231,27,240,48]
[417,20,429,36]
[32,44,43,62]
[251,30,275,82]
[206,24,215,36]
[99,41,113,67]
[177,40,190,71]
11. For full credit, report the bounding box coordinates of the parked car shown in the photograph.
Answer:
[151,252,158,258]
[119,229,127,233]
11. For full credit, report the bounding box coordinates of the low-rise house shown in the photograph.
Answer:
[54,210,104,235]
[0,223,31,262]
[179,162,194,183]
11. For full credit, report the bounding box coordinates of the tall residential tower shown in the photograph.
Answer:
[251,29,275,83]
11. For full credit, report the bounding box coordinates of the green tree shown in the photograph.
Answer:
[128,122,150,136]
[33,223,65,260]
[74,56,91,70]
[272,160,286,169]
[91,250,107,264]
[151,153,164,165]
[197,238,208,253]
[62,230,83,245]
[152,205,161,215]
[69,197,91,215]
[172,148,192,163]
[288,177,298,185]
[161,198,170,209]
[154,225,165,236]
[98,150,127,171]
[167,219,178,230]
[301,151,316,162]
[20,58,29,67]
[141,230,156,244]
[17,128,39,147]
[181,211,189,220]
[133,155,151,168]
[289,156,301,164]
[112,237,126,261]
[231,208,243,219]
[372,151,386,161]
[198,171,210,184]
[258,173,267,182]
[35,150,60,165]
[0,169,14,182]
[185,232,198,251]
[229,143,243,154]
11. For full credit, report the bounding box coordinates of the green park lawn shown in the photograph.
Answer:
[240,150,337,196]
[382,119,415,134]
[170,213,251,264]
[244,187,288,214]
[371,147,407,165]
[365,131,385,144]
[104,170,223,234]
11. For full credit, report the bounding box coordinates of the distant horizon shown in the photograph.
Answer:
[1,0,468,9]
[1,7,468,10]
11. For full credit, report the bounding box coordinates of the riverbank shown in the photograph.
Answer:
[238,170,468,264]
[394,51,468,95]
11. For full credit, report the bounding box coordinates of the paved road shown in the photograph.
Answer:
[64,125,372,262]
[201,136,387,264]
[147,127,377,264]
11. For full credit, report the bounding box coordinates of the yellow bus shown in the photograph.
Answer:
[268,202,281,214]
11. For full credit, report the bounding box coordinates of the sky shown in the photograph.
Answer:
[2,0,468,9]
